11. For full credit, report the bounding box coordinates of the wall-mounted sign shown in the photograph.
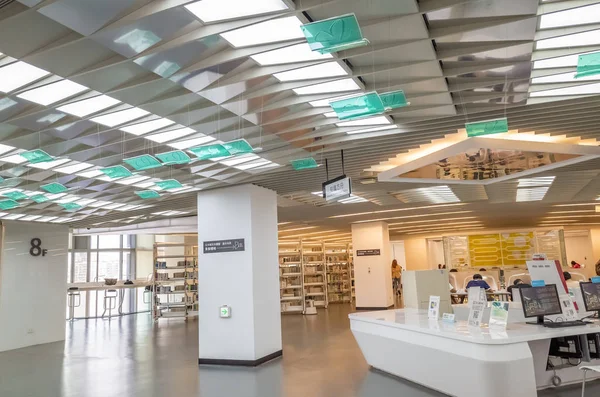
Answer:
[322,175,351,201]
[29,238,48,257]
[356,249,380,256]
[220,305,231,318]
[203,239,245,254]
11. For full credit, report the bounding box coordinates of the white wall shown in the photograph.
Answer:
[197,184,281,361]
[0,221,69,352]
[352,221,393,308]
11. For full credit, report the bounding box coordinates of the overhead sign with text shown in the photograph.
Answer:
[322,175,352,201]
[203,239,245,254]
[356,249,381,256]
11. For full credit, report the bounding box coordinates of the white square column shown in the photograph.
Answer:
[197,184,282,365]
[351,221,394,309]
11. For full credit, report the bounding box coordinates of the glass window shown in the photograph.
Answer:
[67,253,72,283]
[90,252,98,283]
[73,236,89,250]
[97,251,120,281]
[122,251,132,280]
[122,235,133,249]
[98,235,121,249]
[73,252,88,283]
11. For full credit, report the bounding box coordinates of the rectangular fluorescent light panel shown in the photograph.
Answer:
[310,93,361,107]
[57,95,121,117]
[0,62,50,93]
[537,29,600,50]
[0,144,15,156]
[54,162,94,174]
[120,118,175,136]
[0,154,27,164]
[185,0,289,23]
[251,43,332,66]
[220,16,304,48]
[169,135,215,150]
[293,78,362,95]
[235,160,272,170]
[533,52,596,69]
[146,127,195,143]
[530,82,600,97]
[115,175,150,185]
[28,158,71,170]
[516,187,549,202]
[220,154,259,166]
[532,71,600,84]
[517,176,555,187]
[274,62,348,82]
[539,4,600,29]
[91,107,150,127]
[77,169,103,178]
[17,80,87,106]
[337,116,391,128]
[346,125,398,135]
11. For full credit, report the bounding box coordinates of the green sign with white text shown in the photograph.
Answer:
[466,118,508,137]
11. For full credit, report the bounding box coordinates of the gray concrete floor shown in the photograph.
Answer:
[0,304,598,396]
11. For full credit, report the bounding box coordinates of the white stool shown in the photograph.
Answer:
[102,289,118,320]
[580,365,600,396]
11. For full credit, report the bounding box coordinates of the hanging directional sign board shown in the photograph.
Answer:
[465,118,508,137]
[576,52,600,79]
[123,154,162,171]
[322,175,352,201]
[189,144,231,160]
[380,90,408,110]
[301,13,369,54]
[19,149,54,163]
[203,239,245,254]
[155,150,191,165]
[330,92,385,120]
[291,158,318,170]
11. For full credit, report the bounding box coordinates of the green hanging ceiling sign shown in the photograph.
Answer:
[3,191,28,201]
[135,190,160,199]
[465,118,509,137]
[575,52,600,79]
[0,199,19,210]
[155,179,183,190]
[100,165,133,179]
[40,182,68,194]
[330,92,385,120]
[301,13,369,54]
[30,194,50,203]
[189,144,231,160]
[380,90,409,110]
[19,149,54,163]
[155,150,192,165]
[60,202,82,211]
[123,154,163,171]
[291,158,318,170]
[222,139,254,155]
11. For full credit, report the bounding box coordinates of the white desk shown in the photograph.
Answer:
[349,309,600,397]
[66,281,152,318]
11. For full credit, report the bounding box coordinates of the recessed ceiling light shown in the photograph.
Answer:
[539,4,600,29]
[293,78,362,95]
[235,159,272,170]
[530,82,600,97]
[169,135,216,150]
[102,203,126,210]
[54,195,79,204]
[0,61,50,93]
[274,62,348,82]
[517,176,555,187]
[115,175,150,185]
[146,127,195,143]
[221,16,304,48]
[516,187,549,202]
[17,80,88,106]
[324,112,337,118]
[185,0,289,23]
[396,186,460,204]
[309,93,361,107]
[21,215,42,221]
[90,107,150,127]
[120,118,175,136]
[337,116,391,127]
[533,51,596,69]
[3,214,25,220]
[251,43,333,66]
[346,125,398,135]
[537,29,600,50]
[57,95,121,117]
[34,216,58,222]
[74,198,96,206]
[0,144,15,156]
[531,72,600,84]
[77,169,103,178]
[220,154,259,166]
[54,162,94,174]
[87,200,112,208]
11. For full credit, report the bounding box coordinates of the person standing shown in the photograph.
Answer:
[392,259,402,296]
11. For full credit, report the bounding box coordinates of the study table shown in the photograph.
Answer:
[66,281,152,319]
[349,308,600,397]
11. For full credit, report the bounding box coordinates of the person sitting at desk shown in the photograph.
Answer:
[466,274,492,291]
[507,278,531,300]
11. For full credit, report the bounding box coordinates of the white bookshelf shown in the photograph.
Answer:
[302,242,328,308]
[279,241,304,314]
[325,243,352,304]
[153,243,198,320]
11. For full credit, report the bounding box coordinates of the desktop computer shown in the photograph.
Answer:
[519,284,590,328]
[580,282,600,319]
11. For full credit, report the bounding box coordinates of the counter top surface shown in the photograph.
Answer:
[349,308,600,345]
[67,280,151,291]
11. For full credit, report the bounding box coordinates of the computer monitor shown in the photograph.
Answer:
[580,282,600,318]
[519,284,563,325]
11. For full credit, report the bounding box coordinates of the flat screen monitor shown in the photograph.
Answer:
[580,282,600,315]
[519,284,563,324]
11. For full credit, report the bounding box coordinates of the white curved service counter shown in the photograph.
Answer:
[349,309,600,397]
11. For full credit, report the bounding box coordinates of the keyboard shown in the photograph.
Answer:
[543,320,591,328]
